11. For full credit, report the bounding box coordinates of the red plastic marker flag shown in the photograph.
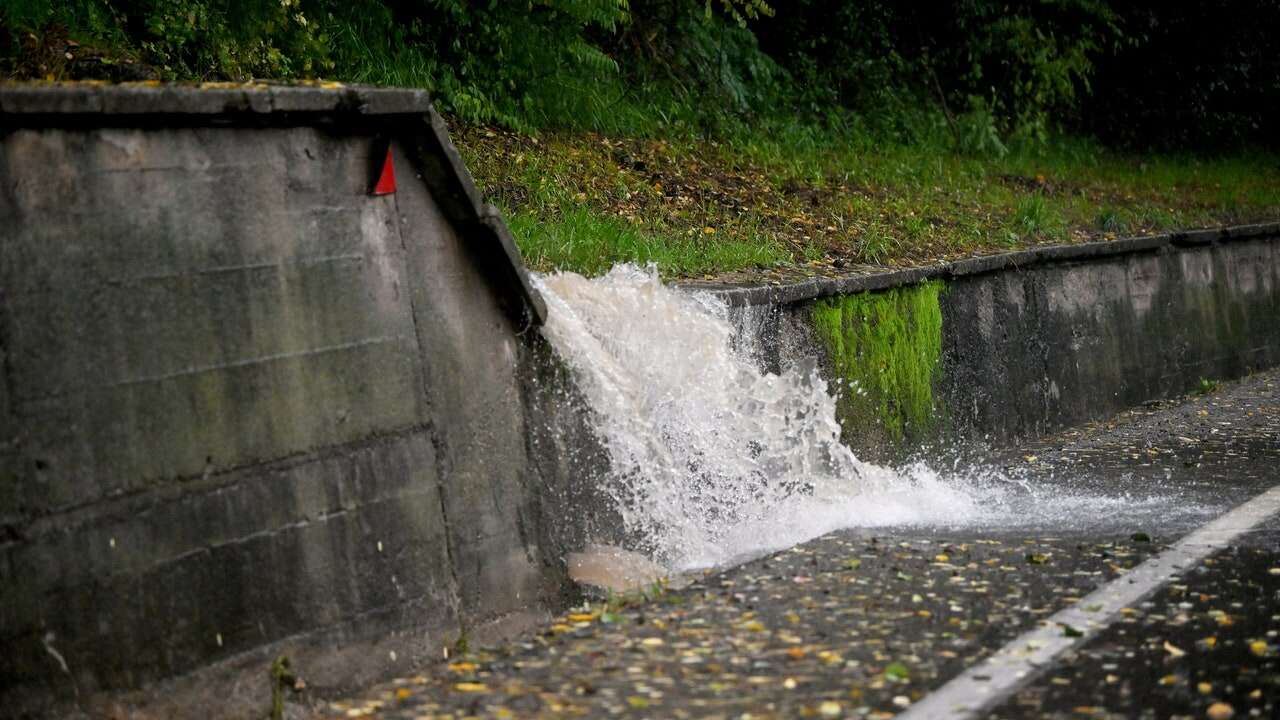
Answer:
[371,147,396,195]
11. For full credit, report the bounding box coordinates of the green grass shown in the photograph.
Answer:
[1011,194,1066,241]
[1194,377,1222,395]
[507,208,788,277]
[457,119,1280,279]
[1095,206,1127,234]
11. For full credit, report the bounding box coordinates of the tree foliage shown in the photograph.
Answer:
[1083,1,1280,151]
[753,0,1124,150]
[2,0,1275,150]
[0,0,329,78]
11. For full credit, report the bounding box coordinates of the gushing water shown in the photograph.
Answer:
[533,265,1218,572]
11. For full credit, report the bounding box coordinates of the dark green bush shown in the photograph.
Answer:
[752,0,1124,150]
[327,0,630,129]
[1,0,330,79]
[1085,1,1280,151]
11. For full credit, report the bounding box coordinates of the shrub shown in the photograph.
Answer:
[1,0,331,79]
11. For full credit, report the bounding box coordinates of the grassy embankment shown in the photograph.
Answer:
[454,123,1280,280]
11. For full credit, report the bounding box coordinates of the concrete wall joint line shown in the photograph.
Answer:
[100,488,421,582]
[385,185,465,633]
[14,423,439,537]
[115,253,367,283]
[14,334,411,405]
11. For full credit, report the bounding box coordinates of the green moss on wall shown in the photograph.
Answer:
[811,282,944,445]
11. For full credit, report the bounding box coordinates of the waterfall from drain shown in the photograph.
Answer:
[534,265,1217,573]
[534,265,982,571]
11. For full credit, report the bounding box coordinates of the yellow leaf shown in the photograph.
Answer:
[1206,702,1234,720]
[453,682,488,693]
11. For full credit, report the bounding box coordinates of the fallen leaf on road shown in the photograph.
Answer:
[884,662,909,681]
[1206,701,1234,719]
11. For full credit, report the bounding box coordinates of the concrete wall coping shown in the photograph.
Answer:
[678,221,1280,306]
[0,81,547,326]
[0,81,431,119]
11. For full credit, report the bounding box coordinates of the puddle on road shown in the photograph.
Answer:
[534,265,1264,575]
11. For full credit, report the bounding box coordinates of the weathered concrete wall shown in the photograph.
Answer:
[713,232,1280,460]
[0,84,607,719]
[939,237,1279,441]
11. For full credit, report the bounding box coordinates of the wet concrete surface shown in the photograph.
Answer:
[322,369,1278,719]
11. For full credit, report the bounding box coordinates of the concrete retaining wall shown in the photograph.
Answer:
[0,84,608,719]
[940,235,1279,442]
[704,230,1280,460]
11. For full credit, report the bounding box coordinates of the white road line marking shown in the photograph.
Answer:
[897,483,1280,720]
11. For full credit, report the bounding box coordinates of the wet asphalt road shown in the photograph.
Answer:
[323,370,1279,719]
[989,515,1280,720]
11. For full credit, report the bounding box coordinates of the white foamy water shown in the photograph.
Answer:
[533,265,1217,571]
